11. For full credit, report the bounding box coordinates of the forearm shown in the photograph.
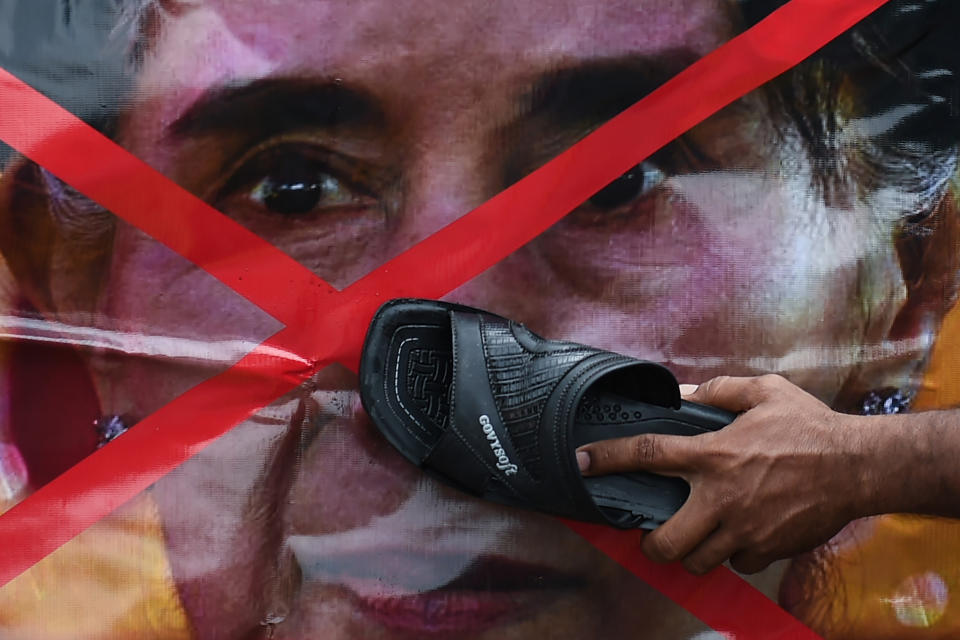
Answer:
[856,409,960,519]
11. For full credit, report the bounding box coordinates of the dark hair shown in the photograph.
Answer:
[741,0,960,217]
[0,0,149,137]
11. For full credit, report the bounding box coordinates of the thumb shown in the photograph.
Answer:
[576,433,700,477]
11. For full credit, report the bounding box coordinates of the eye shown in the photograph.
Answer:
[213,143,379,221]
[587,161,666,210]
[248,155,370,216]
[208,142,389,288]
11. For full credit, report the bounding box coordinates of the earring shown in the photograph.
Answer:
[859,388,914,416]
[94,415,130,448]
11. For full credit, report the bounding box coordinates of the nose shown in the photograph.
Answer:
[387,129,496,254]
[296,141,519,531]
[384,130,555,329]
[284,379,425,536]
[291,133,504,534]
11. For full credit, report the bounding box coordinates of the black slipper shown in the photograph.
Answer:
[359,299,734,529]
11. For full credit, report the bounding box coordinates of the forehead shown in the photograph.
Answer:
[206,0,730,57]
[140,0,734,101]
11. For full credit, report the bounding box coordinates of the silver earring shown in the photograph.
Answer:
[94,415,130,448]
[859,388,914,415]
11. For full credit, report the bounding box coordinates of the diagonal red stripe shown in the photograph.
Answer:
[296,0,894,372]
[565,521,824,639]
[0,68,338,325]
[0,0,891,636]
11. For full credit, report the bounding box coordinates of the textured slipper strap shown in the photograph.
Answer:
[422,310,533,498]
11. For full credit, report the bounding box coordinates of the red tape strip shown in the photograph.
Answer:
[0,0,890,636]
[565,521,823,639]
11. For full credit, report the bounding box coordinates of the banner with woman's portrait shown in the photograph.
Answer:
[0,1,958,637]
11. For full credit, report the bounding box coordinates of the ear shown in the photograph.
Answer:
[0,158,114,317]
[888,190,960,343]
[836,189,960,411]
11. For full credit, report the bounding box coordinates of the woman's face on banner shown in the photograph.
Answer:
[80,0,912,636]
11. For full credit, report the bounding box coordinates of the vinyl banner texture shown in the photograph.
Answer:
[0,1,959,638]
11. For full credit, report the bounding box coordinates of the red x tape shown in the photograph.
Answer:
[0,0,890,636]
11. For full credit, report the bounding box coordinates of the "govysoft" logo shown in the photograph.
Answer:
[479,414,518,476]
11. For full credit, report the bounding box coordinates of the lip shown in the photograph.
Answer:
[289,540,585,636]
[274,393,589,636]
[344,554,585,636]
[286,478,587,636]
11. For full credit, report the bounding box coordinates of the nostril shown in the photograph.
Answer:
[283,389,422,535]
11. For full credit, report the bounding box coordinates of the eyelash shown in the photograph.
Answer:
[576,134,720,217]
[585,160,666,211]
[212,141,379,219]
[210,134,700,227]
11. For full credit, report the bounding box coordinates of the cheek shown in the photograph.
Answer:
[477,172,897,396]
[284,391,421,536]
[243,212,394,290]
[102,224,279,337]
[92,224,281,416]
[677,174,895,371]
[149,413,293,637]
[675,174,902,393]
[516,174,799,341]
[534,188,720,305]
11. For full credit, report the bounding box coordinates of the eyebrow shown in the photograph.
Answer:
[523,49,705,127]
[168,78,386,139]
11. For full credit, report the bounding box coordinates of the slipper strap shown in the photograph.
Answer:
[422,310,534,500]
[420,305,682,526]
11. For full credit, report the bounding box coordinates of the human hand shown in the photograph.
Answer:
[576,375,878,575]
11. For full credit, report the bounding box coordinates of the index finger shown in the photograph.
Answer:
[577,433,702,477]
[684,375,769,413]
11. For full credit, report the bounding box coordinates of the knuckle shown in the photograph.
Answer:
[703,376,729,397]
[731,554,768,575]
[648,531,682,562]
[630,435,661,466]
[683,557,710,576]
[729,555,750,573]
[754,541,773,559]
[757,374,786,392]
[716,489,738,510]
[752,531,780,558]
[730,522,756,548]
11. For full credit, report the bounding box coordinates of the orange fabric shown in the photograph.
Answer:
[811,516,960,638]
[916,302,960,410]
[0,493,192,640]
[802,302,960,639]
[0,252,190,639]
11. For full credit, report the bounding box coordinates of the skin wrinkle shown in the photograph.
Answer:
[244,391,319,633]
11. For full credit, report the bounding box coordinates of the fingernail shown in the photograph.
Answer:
[679,384,699,397]
[576,450,591,473]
